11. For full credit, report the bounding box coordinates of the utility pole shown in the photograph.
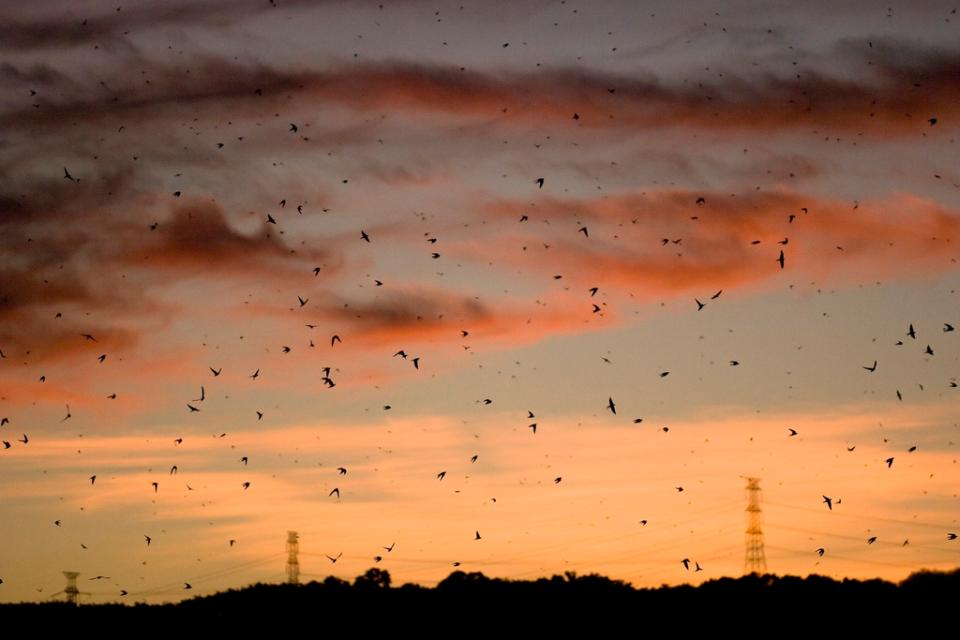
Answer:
[286,531,300,585]
[744,477,767,575]
[63,571,81,606]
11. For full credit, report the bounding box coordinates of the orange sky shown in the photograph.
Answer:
[1,0,959,603]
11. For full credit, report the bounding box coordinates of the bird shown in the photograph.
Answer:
[360,230,370,242]
[867,536,877,544]
[63,167,77,182]
[535,178,544,188]
[695,299,705,311]
[885,457,894,468]
[863,360,877,372]
[528,423,537,433]
[579,226,589,237]
[250,369,260,380]
[240,457,248,465]
[54,520,61,527]
[925,345,934,355]
[144,535,151,546]
[266,213,277,224]
[289,123,298,132]
[242,482,251,490]
[729,360,739,366]
[229,540,237,547]
[816,548,825,557]
[554,477,562,484]
[675,486,684,492]
[151,482,158,493]
[331,335,342,346]
[788,428,798,436]
[711,290,723,299]
[907,324,916,339]
[474,531,482,540]
[948,533,957,540]
[210,367,221,376]
[183,583,192,590]
[170,465,177,475]
[777,250,785,269]
[437,471,446,480]
[120,590,128,596]
[412,357,420,370]
[394,350,408,359]
[97,354,106,363]
[847,446,856,452]
[329,488,340,498]
[90,475,97,485]
[298,296,308,307]
[61,405,72,422]
[187,404,200,413]
[325,552,342,563]
[607,397,616,415]
[383,542,395,552]
[908,445,917,452]
[944,323,955,332]
[929,117,938,126]
[194,386,205,402]
[470,455,478,463]
[18,434,27,444]
[695,562,702,572]
[822,495,833,510]
[681,558,691,570]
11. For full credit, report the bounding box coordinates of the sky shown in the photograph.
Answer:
[1,0,959,603]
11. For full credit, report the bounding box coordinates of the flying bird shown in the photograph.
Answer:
[863,360,877,372]
[250,369,260,380]
[437,471,446,480]
[144,535,151,547]
[360,230,370,242]
[822,495,833,510]
[329,488,340,498]
[788,428,798,436]
[210,367,221,376]
[607,397,616,414]
[885,457,894,468]
[681,558,691,570]
[337,467,347,475]
[777,250,785,269]
[535,178,544,188]
[326,552,342,563]
[474,531,482,540]
[331,335,342,346]
[816,548,825,557]
[63,167,77,182]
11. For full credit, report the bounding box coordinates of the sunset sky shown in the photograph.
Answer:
[1,0,959,603]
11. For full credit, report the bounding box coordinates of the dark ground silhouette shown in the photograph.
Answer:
[2,567,957,630]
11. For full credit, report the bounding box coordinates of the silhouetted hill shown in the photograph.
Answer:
[3,568,957,630]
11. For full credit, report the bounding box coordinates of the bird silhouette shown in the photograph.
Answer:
[535,178,544,188]
[823,495,833,510]
[326,552,342,563]
[63,167,77,182]
[474,531,482,540]
[607,397,616,415]
[816,548,825,557]
[863,360,877,372]
[329,488,340,498]
[681,558,691,570]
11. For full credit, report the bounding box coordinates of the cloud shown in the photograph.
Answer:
[471,188,960,296]
[4,39,960,136]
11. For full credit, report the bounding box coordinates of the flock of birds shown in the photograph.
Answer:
[1,2,959,599]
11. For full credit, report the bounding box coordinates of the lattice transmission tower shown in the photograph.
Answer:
[744,477,767,574]
[286,531,300,585]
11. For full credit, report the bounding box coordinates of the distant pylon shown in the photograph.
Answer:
[286,531,300,585]
[63,571,81,606]
[744,477,767,574]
